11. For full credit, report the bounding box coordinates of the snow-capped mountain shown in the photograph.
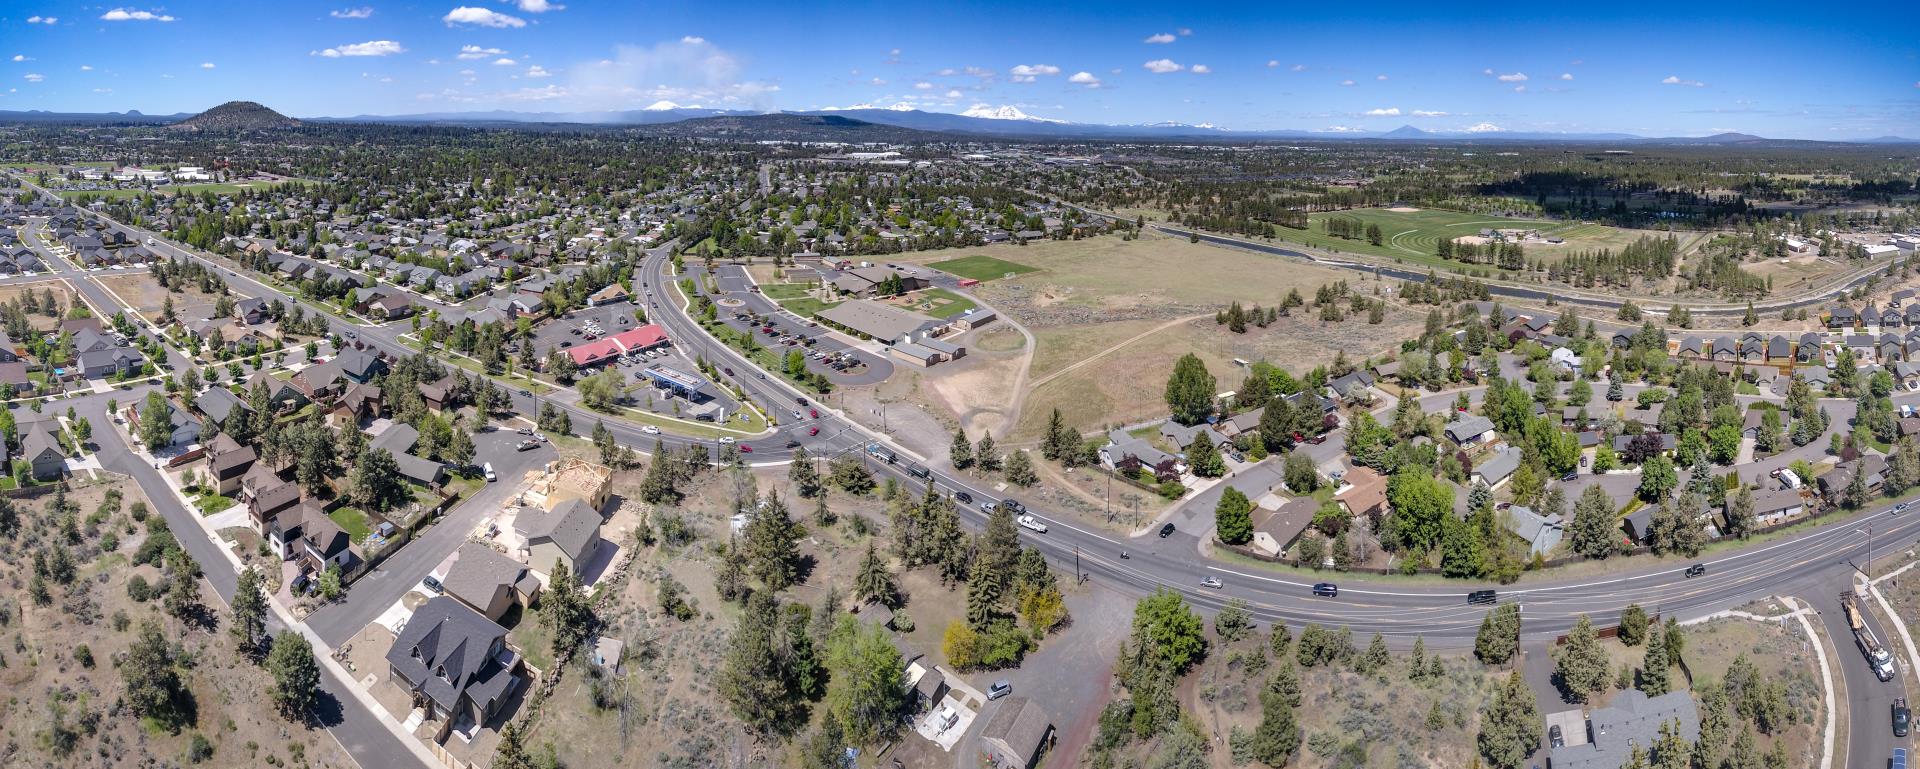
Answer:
[643,100,692,111]
[959,104,1069,124]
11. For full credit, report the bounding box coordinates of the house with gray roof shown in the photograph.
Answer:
[1098,428,1185,479]
[385,596,524,739]
[1504,505,1564,556]
[979,696,1052,769]
[1445,414,1496,446]
[194,387,250,427]
[1547,690,1700,769]
[1473,445,1524,489]
[517,498,603,577]
[437,543,541,622]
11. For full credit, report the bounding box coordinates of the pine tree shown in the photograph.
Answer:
[1247,677,1302,766]
[853,541,896,607]
[1408,636,1427,681]
[949,428,973,469]
[1356,632,1390,676]
[495,722,534,769]
[1640,622,1671,695]
[1004,449,1037,486]
[1569,484,1618,559]
[742,494,804,591]
[789,447,824,498]
[1474,604,1520,665]
[1556,615,1611,702]
[1478,671,1540,769]
[716,591,805,734]
[230,566,269,657]
[1213,487,1254,545]
[266,631,321,720]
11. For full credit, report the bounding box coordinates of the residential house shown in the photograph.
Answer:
[16,415,66,481]
[1797,333,1824,363]
[1829,306,1857,329]
[1445,414,1496,446]
[516,497,603,576]
[1335,465,1388,518]
[1729,488,1806,529]
[1472,445,1524,489]
[203,433,257,496]
[1248,492,1316,558]
[336,348,387,383]
[1098,428,1185,480]
[1504,505,1564,556]
[978,697,1053,769]
[1546,690,1700,769]
[194,387,251,429]
[435,543,542,623]
[132,397,201,447]
[385,596,525,739]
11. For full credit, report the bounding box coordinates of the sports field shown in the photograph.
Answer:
[1267,207,1698,268]
[926,254,1038,282]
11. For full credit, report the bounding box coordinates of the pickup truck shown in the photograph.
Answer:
[1016,515,1048,534]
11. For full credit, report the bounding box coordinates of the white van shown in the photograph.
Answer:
[484,463,497,482]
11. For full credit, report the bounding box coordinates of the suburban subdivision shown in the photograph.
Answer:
[2,10,1918,769]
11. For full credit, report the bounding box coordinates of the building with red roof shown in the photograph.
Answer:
[566,324,669,368]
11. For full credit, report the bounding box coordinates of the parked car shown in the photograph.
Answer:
[483,463,497,482]
[1312,583,1339,598]
[987,681,1012,701]
[1897,698,1911,737]
[1158,522,1176,538]
[517,428,535,436]
[808,426,819,436]
[809,409,819,419]
[422,576,444,594]
[1549,725,1565,748]
[515,439,539,451]
[1016,515,1048,534]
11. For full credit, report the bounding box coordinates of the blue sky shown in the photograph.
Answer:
[4,1,1917,137]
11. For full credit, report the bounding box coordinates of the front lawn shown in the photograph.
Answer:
[776,296,841,318]
[195,493,237,515]
[759,283,815,300]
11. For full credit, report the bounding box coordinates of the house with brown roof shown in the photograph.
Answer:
[1249,492,1317,557]
[203,433,257,496]
[1335,465,1387,519]
[434,543,541,622]
[979,697,1052,769]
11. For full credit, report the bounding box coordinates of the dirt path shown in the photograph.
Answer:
[1026,313,1211,390]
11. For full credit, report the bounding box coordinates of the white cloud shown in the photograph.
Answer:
[1559,73,1574,81]
[1363,107,1400,116]
[100,8,176,21]
[1190,64,1211,74]
[10,55,29,62]
[1068,71,1100,87]
[1496,72,1527,82]
[945,89,962,98]
[1008,64,1059,83]
[680,36,705,45]
[25,16,57,24]
[200,62,215,69]
[526,65,551,78]
[1464,122,1502,133]
[78,65,92,71]
[515,0,564,11]
[23,73,44,82]
[92,87,111,93]
[1661,75,1706,87]
[913,81,933,90]
[1143,59,1183,74]
[1178,28,1192,36]
[1513,85,1527,92]
[1339,79,1356,86]
[314,40,406,57]
[1410,110,1448,117]
[935,68,956,76]
[561,36,780,111]
[1375,74,1388,81]
[493,57,517,65]
[1290,64,1306,72]
[443,6,524,28]
[1143,32,1176,44]
[1265,60,1278,68]
[868,77,886,86]
[329,6,373,18]
[458,45,506,59]
[1481,68,1494,76]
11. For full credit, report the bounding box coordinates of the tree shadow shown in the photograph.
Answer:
[309,685,346,729]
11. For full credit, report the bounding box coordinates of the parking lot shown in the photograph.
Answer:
[709,265,893,386]
[528,302,647,361]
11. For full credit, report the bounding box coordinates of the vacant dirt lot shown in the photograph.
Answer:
[99,272,223,324]
[1014,303,1423,441]
[0,476,352,768]
[915,325,1030,437]
[0,280,77,332]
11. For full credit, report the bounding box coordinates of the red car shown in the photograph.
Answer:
[809,409,818,419]
[809,426,819,436]
[739,445,753,453]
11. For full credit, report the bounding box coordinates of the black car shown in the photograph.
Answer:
[784,439,802,449]
[1898,698,1912,737]
[1685,563,1707,578]
[1002,498,1026,514]
[1312,583,1339,598]
[953,491,973,505]
[1467,589,1498,605]
[1158,522,1177,538]
[1549,725,1564,748]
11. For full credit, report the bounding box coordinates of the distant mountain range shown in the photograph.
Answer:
[0,101,1914,145]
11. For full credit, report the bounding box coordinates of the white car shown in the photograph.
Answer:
[1016,515,1048,534]
[641,425,661,435]
[718,436,735,445]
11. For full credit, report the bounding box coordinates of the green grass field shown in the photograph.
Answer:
[58,189,150,200]
[777,296,841,318]
[928,254,1039,282]
[759,283,814,300]
[895,287,978,319]
[329,507,373,543]
[1253,207,1678,270]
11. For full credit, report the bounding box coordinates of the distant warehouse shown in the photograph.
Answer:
[816,299,967,367]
